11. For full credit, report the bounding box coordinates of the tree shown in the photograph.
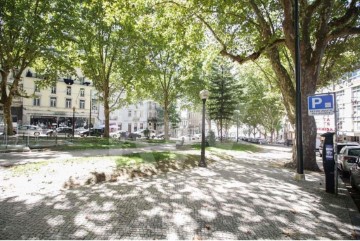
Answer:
[239,70,285,142]
[207,58,243,142]
[70,0,142,138]
[138,4,204,141]
[165,0,360,170]
[156,105,181,131]
[0,0,75,135]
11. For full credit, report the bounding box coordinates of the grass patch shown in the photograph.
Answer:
[116,152,187,168]
[114,151,213,177]
[48,138,143,151]
[213,142,262,152]
[140,139,176,144]
[11,161,49,175]
[191,142,262,152]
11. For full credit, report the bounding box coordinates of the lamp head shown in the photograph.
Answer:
[199,90,209,100]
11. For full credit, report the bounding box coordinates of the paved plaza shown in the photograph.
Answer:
[0,145,359,239]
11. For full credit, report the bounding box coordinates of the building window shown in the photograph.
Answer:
[134,111,137,117]
[128,123,132,132]
[134,123,138,132]
[50,97,57,107]
[66,98,72,108]
[66,86,71,95]
[33,97,40,106]
[80,100,85,109]
[51,86,56,94]
[128,110,132,117]
[354,117,360,131]
[34,84,40,92]
[140,123,143,129]
[118,123,122,130]
[80,88,85,97]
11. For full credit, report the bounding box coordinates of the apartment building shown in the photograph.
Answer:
[97,100,162,133]
[315,69,360,142]
[178,110,202,138]
[0,68,97,129]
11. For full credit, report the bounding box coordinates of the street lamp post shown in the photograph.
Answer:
[199,89,209,167]
[72,107,75,138]
[89,90,92,137]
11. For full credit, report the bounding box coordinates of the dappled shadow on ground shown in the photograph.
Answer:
[0,149,355,240]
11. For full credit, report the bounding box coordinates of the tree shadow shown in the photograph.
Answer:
[0,151,355,239]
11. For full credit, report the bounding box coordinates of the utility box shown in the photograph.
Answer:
[321,132,335,193]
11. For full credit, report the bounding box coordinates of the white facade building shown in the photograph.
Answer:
[316,69,360,142]
[97,100,162,133]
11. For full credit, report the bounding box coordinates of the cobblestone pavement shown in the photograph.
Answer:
[0,145,358,239]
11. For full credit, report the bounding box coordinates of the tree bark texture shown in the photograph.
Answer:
[103,80,110,138]
[0,71,14,135]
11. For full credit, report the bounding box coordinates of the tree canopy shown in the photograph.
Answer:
[0,0,75,134]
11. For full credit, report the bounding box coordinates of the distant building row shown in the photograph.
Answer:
[0,68,202,137]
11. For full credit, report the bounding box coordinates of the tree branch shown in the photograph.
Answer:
[329,0,359,28]
[327,27,360,41]
[220,38,285,64]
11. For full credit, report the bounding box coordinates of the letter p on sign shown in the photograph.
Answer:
[312,97,322,108]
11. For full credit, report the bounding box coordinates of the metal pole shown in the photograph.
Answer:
[333,92,338,195]
[55,116,58,145]
[295,0,305,180]
[199,98,207,167]
[89,91,92,136]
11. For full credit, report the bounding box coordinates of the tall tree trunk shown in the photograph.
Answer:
[103,80,110,138]
[300,64,320,170]
[0,71,14,135]
[3,98,13,135]
[164,101,169,141]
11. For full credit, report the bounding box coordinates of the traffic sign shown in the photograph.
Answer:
[308,94,334,116]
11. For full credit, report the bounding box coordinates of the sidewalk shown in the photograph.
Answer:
[0,145,359,239]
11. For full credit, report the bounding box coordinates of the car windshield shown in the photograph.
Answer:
[348,149,360,156]
[337,144,359,153]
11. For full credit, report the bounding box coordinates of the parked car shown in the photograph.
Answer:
[156,133,172,139]
[128,132,141,139]
[350,159,360,190]
[134,129,156,138]
[46,127,73,137]
[337,145,360,177]
[257,138,268,145]
[80,128,104,137]
[17,125,42,136]
[319,142,359,157]
[110,130,127,139]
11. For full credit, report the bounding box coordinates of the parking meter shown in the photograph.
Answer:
[321,132,335,193]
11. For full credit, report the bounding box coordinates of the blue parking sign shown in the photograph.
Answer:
[308,94,334,116]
